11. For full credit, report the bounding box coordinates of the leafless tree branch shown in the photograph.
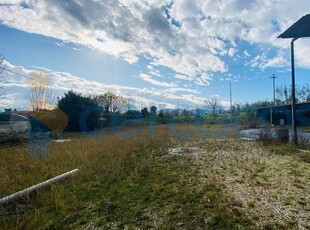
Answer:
[26,85,56,112]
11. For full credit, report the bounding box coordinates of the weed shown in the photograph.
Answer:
[0,124,309,229]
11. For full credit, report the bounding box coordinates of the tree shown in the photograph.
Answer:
[123,110,142,119]
[158,110,164,118]
[93,92,127,114]
[27,85,55,112]
[235,102,257,125]
[58,91,100,132]
[297,84,310,102]
[251,100,273,108]
[181,109,191,117]
[141,107,149,118]
[26,71,56,112]
[276,84,310,105]
[205,98,222,117]
[276,85,291,104]
[150,105,157,116]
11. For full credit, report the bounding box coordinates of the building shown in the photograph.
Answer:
[256,102,310,126]
[0,109,30,133]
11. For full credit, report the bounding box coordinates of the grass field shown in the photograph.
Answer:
[0,124,309,229]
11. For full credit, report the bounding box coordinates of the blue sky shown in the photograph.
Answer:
[1,0,310,110]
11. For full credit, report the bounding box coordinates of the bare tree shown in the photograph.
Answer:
[26,71,56,112]
[276,84,310,104]
[27,85,56,112]
[205,97,222,117]
[94,92,127,113]
[276,85,291,104]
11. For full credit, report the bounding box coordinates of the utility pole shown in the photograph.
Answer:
[230,83,233,125]
[271,74,277,105]
[270,74,277,126]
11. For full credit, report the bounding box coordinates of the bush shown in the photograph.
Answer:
[0,131,28,146]
[257,128,274,144]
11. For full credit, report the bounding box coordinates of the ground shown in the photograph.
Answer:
[168,138,310,229]
[0,125,309,229]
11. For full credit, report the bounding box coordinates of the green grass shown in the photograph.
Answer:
[0,125,241,229]
[300,126,310,133]
[0,124,309,229]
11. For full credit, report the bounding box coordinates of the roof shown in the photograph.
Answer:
[256,101,310,111]
[13,111,31,117]
[278,14,310,39]
[0,113,29,122]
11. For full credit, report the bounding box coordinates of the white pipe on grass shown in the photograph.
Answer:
[0,169,79,205]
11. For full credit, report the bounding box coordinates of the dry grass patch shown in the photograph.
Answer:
[1,124,309,229]
[168,138,310,229]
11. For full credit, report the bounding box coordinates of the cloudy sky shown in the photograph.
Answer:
[1,0,310,110]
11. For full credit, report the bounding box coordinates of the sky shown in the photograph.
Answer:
[1,0,310,111]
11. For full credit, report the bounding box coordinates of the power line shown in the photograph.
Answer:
[226,69,303,87]
[2,67,51,87]
[205,69,303,98]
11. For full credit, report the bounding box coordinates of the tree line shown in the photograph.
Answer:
[18,85,310,132]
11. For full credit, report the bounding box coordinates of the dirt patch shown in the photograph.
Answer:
[170,138,310,229]
[167,147,205,156]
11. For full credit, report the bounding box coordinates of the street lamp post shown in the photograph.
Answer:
[291,38,298,145]
[278,14,310,145]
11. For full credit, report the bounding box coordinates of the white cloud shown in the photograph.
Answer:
[243,50,251,57]
[31,66,52,72]
[295,39,310,68]
[164,87,200,94]
[139,73,176,87]
[228,48,237,57]
[195,73,212,86]
[0,0,227,86]
[1,60,212,110]
[249,52,289,70]
[261,55,288,69]
[0,0,23,4]
[1,0,310,87]
[174,74,192,81]
[55,42,64,47]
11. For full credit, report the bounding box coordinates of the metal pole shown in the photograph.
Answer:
[230,83,233,125]
[291,38,298,145]
[270,107,273,126]
[271,74,277,105]
[0,169,79,205]
[270,74,277,126]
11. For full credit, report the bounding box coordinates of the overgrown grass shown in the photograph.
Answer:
[0,131,28,146]
[0,124,309,229]
[0,124,239,229]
